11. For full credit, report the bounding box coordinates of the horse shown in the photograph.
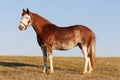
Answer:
[18,8,96,74]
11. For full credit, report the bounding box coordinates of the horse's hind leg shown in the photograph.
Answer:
[82,45,89,74]
[88,54,93,73]
[78,44,90,74]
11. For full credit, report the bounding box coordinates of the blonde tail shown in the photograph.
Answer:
[90,39,96,68]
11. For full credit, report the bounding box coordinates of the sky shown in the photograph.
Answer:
[0,0,120,57]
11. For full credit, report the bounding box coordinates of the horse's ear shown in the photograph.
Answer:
[26,8,30,13]
[23,9,25,12]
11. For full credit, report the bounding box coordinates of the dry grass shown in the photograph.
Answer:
[0,56,120,80]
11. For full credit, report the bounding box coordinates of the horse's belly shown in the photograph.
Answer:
[52,41,77,50]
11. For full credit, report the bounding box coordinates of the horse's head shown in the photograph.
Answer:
[19,8,32,30]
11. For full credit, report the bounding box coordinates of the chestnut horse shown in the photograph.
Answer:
[18,9,96,74]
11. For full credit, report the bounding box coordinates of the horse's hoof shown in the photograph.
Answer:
[43,69,48,73]
[48,70,54,74]
[88,70,92,74]
[83,71,87,75]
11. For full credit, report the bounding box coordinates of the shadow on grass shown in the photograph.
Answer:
[0,61,39,68]
[0,61,83,74]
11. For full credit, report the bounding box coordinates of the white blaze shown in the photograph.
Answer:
[22,14,31,25]
[19,14,31,30]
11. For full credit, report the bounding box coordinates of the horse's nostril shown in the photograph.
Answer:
[19,26,23,30]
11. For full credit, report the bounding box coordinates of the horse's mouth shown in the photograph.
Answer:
[19,26,24,30]
[19,25,27,30]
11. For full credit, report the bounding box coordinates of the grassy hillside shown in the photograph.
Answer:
[0,56,120,80]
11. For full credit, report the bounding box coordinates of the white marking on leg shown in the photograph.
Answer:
[49,54,53,73]
[82,46,89,74]
[88,57,93,73]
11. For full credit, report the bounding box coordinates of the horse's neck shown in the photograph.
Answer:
[32,13,51,34]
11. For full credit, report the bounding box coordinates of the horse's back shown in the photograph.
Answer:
[54,25,94,40]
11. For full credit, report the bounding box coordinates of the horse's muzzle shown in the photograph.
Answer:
[19,24,27,30]
[19,25,23,30]
[19,25,27,30]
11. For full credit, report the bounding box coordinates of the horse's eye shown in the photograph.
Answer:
[26,17,29,19]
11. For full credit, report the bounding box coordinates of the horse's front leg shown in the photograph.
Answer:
[47,47,54,73]
[41,47,48,73]
[49,54,53,73]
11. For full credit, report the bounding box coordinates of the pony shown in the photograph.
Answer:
[18,8,96,74]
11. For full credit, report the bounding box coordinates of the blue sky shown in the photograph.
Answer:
[0,0,120,57]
